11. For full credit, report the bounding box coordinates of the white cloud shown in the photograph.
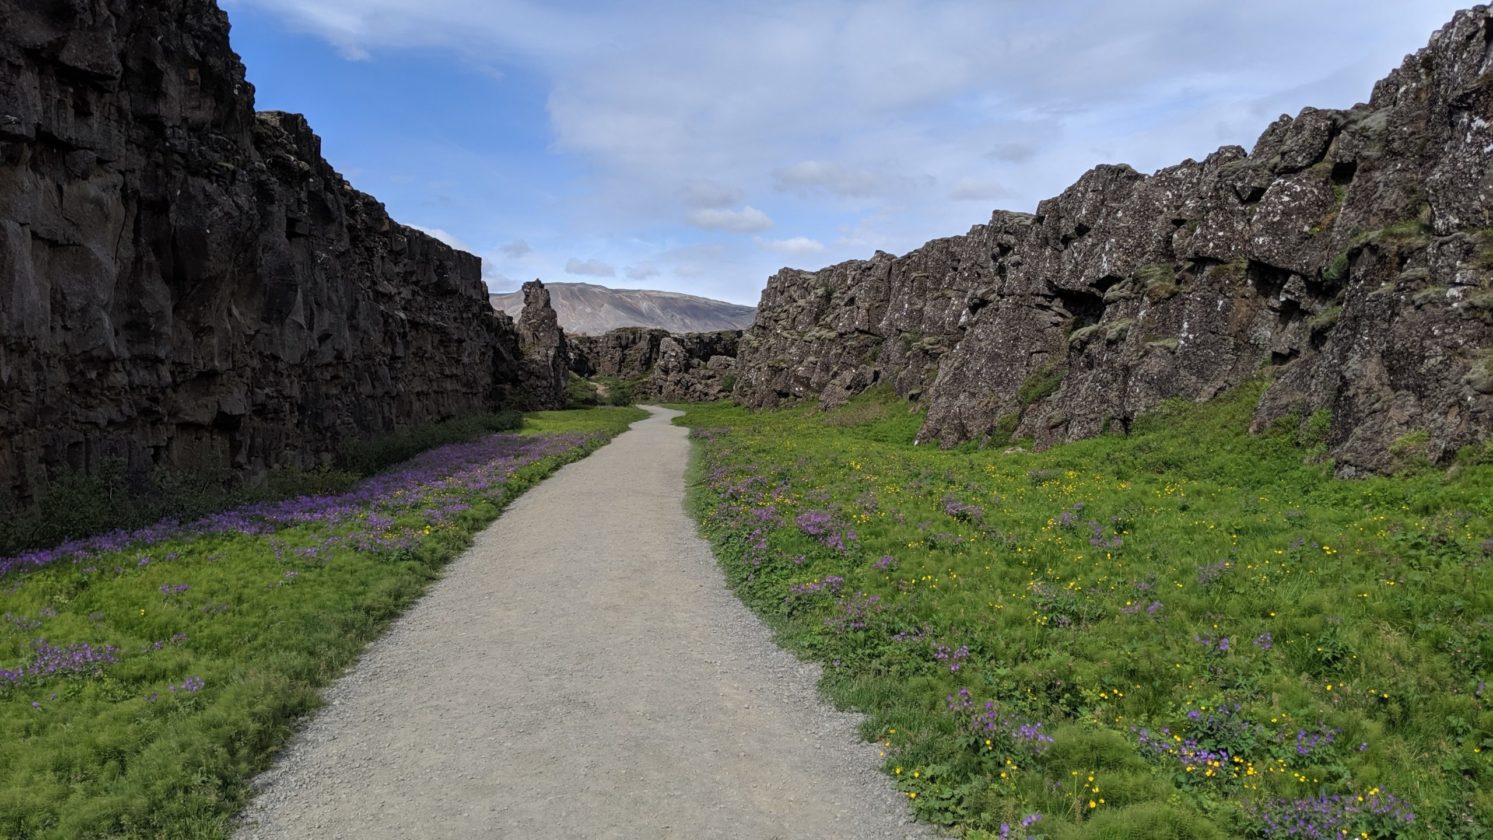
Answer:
[499,239,532,258]
[408,224,470,252]
[758,236,827,256]
[948,178,1011,202]
[626,265,661,280]
[681,179,744,209]
[688,205,774,233]
[773,161,885,198]
[565,257,616,277]
[234,0,1474,302]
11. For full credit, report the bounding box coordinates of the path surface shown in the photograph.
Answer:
[237,407,935,840]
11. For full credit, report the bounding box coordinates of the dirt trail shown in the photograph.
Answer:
[237,406,934,839]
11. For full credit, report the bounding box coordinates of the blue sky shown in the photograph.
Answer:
[221,1,1472,305]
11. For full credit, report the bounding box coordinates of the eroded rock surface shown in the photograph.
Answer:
[0,1,559,505]
[515,280,571,410]
[570,328,740,402]
[735,7,1493,472]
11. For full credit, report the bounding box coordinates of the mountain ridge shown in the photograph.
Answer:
[490,282,756,335]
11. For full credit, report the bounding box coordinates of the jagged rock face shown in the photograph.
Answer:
[570,328,740,402]
[514,280,570,410]
[738,227,1005,411]
[0,0,525,505]
[736,6,1493,473]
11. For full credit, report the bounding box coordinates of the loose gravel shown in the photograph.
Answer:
[235,406,938,839]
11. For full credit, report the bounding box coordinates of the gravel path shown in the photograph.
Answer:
[236,407,937,840]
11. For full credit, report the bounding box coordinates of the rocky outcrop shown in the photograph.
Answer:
[570,328,740,402]
[515,280,570,410]
[0,0,538,505]
[736,6,1493,473]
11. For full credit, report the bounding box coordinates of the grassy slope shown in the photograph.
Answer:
[679,385,1491,838]
[0,407,645,839]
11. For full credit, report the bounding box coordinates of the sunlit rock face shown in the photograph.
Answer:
[735,7,1493,473]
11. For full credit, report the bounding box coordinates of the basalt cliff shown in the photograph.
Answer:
[570,328,741,403]
[0,1,563,506]
[735,7,1493,474]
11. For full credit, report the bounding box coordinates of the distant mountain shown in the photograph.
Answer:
[489,282,756,336]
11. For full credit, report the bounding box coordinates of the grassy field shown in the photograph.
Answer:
[679,384,1491,839]
[0,406,644,839]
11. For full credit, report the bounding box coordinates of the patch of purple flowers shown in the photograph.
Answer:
[788,575,846,597]
[940,495,984,523]
[1195,634,1232,654]
[947,687,1055,754]
[996,813,1043,839]
[1197,560,1231,589]
[1,639,119,686]
[825,592,884,633]
[933,643,970,673]
[1249,789,1415,837]
[1291,724,1338,758]
[793,510,856,553]
[0,432,593,578]
[169,676,205,694]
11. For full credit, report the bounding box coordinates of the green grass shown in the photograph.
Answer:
[0,410,527,558]
[678,385,1492,838]
[0,406,644,839]
[566,372,602,407]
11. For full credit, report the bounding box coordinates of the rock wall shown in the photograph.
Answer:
[0,0,548,505]
[570,328,740,402]
[736,6,1493,473]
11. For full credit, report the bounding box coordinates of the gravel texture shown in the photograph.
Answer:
[235,407,938,839]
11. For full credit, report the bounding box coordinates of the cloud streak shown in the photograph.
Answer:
[565,257,616,277]
[688,206,774,233]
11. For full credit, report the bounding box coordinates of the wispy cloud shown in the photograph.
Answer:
[773,161,885,198]
[232,0,1471,304]
[948,178,1010,202]
[688,206,774,233]
[565,257,616,277]
[408,224,470,252]
[499,239,532,258]
[758,236,827,256]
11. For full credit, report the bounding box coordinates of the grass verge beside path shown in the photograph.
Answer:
[679,385,1491,839]
[0,406,645,839]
